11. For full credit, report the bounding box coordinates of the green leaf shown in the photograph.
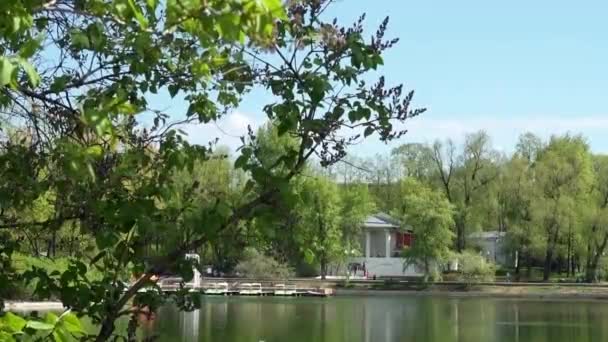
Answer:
[351,46,363,69]
[52,328,71,342]
[44,312,59,325]
[0,58,16,86]
[262,0,286,19]
[364,126,374,137]
[146,0,158,10]
[25,321,54,331]
[303,249,315,264]
[70,30,90,49]
[0,331,15,342]
[18,35,43,59]
[168,84,179,98]
[86,23,106,51]
[85,145,103,158]
[90,250,107,265]
[127,0,148,28]
[50,75,71,93]
[216,201,232,218]
[59,313,82,334]
[0,313,26,333]
[20,59,40,88]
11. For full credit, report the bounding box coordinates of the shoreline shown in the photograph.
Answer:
[335,288,608,301]
[7,283,608,312]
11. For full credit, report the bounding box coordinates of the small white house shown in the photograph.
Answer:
[468,231,510,266]
[349,213,421,277]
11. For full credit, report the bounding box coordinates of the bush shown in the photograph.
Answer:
[495,266,509,277]
[12,253,103,280]
[234,248,293,279]
[597,256,608,281]
[456,251,496,285]
[6,253,105,300]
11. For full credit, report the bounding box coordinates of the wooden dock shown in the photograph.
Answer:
[157,280,334,297]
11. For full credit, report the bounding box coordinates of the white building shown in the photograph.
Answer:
[468,231,510,266]
[349,213,421,277]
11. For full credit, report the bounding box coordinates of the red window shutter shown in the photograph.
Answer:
[396,233,404,248]
[403,233,412,247]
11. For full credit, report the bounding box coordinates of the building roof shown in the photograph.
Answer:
[363,213,400,230]
[468,231,506,240]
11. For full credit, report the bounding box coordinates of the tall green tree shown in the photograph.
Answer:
[295,176,343,279]
[532,135,593,281]
[494,156,536,275]
[393,178,454,281]
[391,142,435,180]
[429,131,497,251]
[583,155,608,282]
[339,184,375,253]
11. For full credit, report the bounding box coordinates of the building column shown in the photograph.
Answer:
[365,231,371,258]
[385,230,391,258]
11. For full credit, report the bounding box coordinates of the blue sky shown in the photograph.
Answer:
[155,0,608,156]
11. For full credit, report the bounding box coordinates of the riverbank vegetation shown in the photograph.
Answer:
[339,132,607,283]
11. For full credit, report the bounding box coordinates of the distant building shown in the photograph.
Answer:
[349,213,421,277]
[468,231,510,266]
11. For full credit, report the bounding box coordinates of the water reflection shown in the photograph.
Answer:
[180,309,199,341]
[153,296,608,342]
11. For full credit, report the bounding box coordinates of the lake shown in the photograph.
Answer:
[139,295,608,342]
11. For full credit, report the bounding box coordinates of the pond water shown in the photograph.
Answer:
[140,295,608,342]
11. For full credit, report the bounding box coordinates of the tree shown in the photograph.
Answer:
[494,156,536,276]
[1,1,424,338]
[455,131,499,250]
[430,132,497,251]
[515,132,544,163]
[532,135,593,281]
[339,184,375,250]
[431,138,457,203]
[295,176,343,279]
[365,153,401,211]
[391,142,435,180]
[393,178,455,281]
[234,248,293,279]
[456,250,496,285]
[583,155,608,282]
[486,133,542,277]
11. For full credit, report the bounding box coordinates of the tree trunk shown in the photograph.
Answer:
[524,251,533,279]
[566,227,573,277]
[543,247,553,281]
[515,250,521,275]
[543,225,560,281]
[24,232,39,257]
[543,234,559,282]
[315,196,327,280]
[96,316,116,342]
[571,253,576,278]
[320,255,327,280]
[456,218,466,252]
[586,232,608,282]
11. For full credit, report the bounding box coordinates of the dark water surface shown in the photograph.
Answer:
[145,296,608,342]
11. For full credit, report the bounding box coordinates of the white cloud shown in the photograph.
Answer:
[175,112,608,157]
[405,115,608,141]
[352,115,608,156]
[181,111,264,151]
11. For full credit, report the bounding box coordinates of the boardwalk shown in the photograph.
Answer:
[156,278,333,297]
